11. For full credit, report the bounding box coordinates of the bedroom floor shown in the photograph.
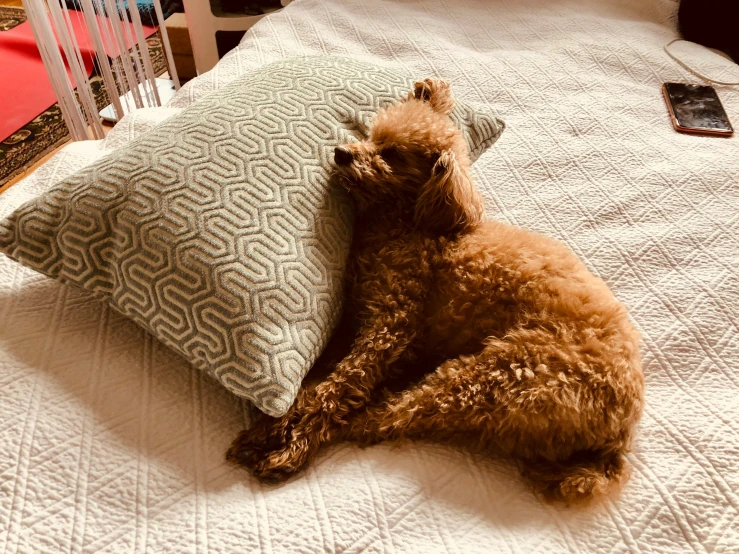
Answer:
[0,0,27,192]
[0,123,114,195]
[0,144,60,195]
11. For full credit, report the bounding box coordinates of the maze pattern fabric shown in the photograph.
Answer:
[0,56,504,417]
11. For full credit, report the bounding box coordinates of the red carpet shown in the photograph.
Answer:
[0,13,156,142]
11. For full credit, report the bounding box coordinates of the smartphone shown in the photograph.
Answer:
[662,83,733,137]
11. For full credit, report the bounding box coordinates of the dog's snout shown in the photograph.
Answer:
[334,146,353,166]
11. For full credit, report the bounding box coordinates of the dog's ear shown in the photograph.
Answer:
[414,150,484,235]
[410,79,455,115]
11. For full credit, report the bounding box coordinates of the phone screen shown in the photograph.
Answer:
[664,83,733,133]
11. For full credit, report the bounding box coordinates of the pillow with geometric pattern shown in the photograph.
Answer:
[0,56,504,416]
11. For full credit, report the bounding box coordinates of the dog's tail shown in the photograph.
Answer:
[521,448,630,505]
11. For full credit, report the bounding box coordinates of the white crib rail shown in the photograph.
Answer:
[20,0,180,139]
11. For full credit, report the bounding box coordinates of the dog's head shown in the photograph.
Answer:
[334,79,484,235]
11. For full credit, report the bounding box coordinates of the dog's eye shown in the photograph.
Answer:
[381,146,401,162]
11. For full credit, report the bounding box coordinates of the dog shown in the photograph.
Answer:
[228,79,644,504]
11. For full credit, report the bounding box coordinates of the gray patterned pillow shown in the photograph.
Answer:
[0,57,504,416]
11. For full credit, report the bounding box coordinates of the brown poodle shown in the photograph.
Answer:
[228,79,644,504]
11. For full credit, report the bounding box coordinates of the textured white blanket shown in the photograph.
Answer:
[2,0,739,552]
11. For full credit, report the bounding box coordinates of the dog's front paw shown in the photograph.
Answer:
[227,390,331,480]
[226,429,278,469]
[247,437,314,483]
[226,410,296,468]
[227,434,312,483]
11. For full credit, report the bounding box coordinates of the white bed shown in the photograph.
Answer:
[2,0,739,551]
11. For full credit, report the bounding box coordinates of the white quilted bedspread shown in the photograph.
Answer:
[2,0,739,552]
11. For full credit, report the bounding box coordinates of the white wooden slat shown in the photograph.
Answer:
[126,0,162,106]
[101,0,144,108]
[114,0,154,106]
[91,0,135,113]
[21,0,88,140]
[77,0,125,119]
[152,0,180,89]
[53,0,105,138]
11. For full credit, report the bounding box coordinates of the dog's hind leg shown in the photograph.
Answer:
[344,329,641,503]
[342,353,495,447]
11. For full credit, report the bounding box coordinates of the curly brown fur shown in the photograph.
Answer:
[228,79,644,504]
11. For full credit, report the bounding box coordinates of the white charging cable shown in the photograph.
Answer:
[664,39,739,86]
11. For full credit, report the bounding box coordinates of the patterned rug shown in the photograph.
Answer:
[0,6,167,187]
